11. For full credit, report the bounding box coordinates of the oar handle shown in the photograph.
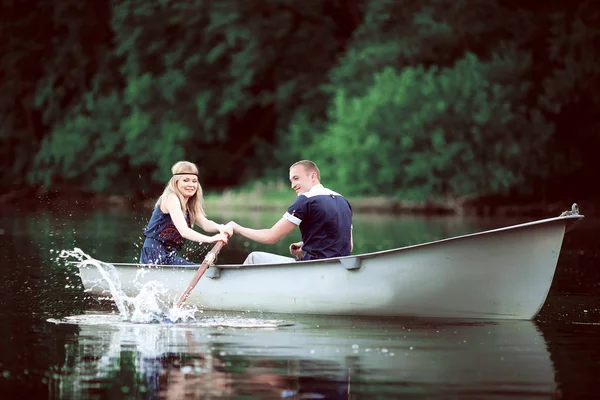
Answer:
[175,233,230,308]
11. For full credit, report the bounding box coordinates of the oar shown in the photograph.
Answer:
[175,233,230,308]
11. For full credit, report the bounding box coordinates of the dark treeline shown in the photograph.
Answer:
[1,0,598,204]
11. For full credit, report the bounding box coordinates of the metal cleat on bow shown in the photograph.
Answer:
[559,203,580,217]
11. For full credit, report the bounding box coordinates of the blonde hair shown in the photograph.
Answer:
[290,160,321,181]
[155,161,206,226]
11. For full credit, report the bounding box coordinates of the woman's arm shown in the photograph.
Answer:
[164,194,228,244]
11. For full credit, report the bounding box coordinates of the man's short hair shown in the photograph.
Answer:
[290,160,321,180]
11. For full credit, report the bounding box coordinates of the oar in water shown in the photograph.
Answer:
[175,233,230,308]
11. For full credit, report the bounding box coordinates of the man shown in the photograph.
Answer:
[226,160,353,264]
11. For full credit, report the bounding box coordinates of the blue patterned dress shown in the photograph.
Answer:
[139,207,196,265]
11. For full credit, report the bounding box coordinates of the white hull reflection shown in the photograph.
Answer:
[48,314,557,398]
[78,214,583,320]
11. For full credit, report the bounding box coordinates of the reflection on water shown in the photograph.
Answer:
[48,313,555,399]
[50,314,295,329]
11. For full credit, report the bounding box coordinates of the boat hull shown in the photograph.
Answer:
[78,215,582,320]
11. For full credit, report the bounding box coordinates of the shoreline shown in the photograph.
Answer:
[201,197,583,218]
[0,187,592,218]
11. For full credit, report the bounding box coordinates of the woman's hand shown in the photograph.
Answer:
[208,233,229,244]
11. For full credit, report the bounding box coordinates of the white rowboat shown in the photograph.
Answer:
[78,213,583,320]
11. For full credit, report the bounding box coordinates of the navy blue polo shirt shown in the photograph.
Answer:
[283,184,353,260]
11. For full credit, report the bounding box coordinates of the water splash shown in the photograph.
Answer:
[49,313,295,328]
[59,248,196,323]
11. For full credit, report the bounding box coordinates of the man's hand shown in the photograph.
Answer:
[225,221,238,233]
[289,241,304,258]
[219,223,234,236]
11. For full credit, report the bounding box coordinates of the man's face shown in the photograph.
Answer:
[289,165,316,196]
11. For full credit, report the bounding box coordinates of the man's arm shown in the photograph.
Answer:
[195,214,234,236]
[227,218,296,244]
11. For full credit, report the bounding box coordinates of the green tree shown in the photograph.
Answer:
[307,51,553,200]
[539,2,600,197]
[286,0,599,201]
[32,0,361,194]
[0,1,112,193]
[3,0,599,205]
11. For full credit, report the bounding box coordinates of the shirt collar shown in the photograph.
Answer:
[307,184,324,194]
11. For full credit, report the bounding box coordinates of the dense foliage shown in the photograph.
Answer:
[1,0,598,201]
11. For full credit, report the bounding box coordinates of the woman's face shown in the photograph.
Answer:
[176,174,199,198]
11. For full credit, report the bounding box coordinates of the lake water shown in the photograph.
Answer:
[1,203,599,399]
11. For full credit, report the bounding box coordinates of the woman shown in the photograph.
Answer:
[139,161,232,265]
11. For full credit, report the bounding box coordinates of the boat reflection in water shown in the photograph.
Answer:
[48,313,557,398]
